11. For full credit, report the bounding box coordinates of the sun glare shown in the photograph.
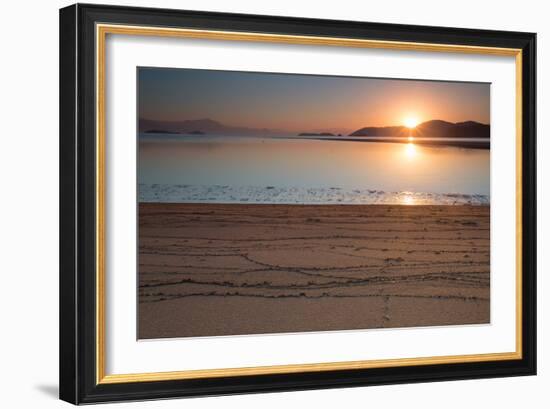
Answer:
[402,194,414,205]
[404,117,419,129]
[405,142,417,158]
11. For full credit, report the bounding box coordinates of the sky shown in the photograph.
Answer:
[138,67,490,134]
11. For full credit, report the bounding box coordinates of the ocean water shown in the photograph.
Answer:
[139,134,490,205]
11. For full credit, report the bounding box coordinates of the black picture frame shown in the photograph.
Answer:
[60,3,536,404]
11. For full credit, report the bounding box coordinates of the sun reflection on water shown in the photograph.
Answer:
[404,142,417,159]
[401,194,414,205]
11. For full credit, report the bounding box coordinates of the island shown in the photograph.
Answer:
[298,132,335,136]
[144,129,181,134]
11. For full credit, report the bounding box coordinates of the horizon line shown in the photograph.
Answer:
[138,117,491,134]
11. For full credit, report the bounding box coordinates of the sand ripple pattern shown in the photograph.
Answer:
[138,203,490,339]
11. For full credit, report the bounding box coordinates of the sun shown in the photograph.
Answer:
[404,117,420,129]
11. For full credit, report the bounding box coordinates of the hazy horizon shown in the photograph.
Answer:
[139,117,490,136]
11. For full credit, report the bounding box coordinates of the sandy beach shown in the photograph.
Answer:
[138,203,489,339]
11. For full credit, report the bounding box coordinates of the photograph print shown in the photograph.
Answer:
[137,67,490,339]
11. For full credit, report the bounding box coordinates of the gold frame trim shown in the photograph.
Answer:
[95,23,523,385]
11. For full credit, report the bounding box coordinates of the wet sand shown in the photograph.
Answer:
[138,203,489,339]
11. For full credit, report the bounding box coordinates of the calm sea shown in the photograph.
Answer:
[138,134,490,205]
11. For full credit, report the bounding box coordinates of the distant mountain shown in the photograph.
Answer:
[139,118,290,136]
[141,118,490,141]
[349,125,408,137]
[350,120,490,139]
[144,129,181,134]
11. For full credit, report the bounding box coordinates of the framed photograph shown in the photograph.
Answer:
[59,3,536,404]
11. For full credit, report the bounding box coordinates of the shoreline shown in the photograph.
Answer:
[138,201,490,206]
[286,135,490,150]
[140,133,490,149]
[139,185,490,206]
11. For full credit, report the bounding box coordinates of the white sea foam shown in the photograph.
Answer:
[139,184,489,206]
